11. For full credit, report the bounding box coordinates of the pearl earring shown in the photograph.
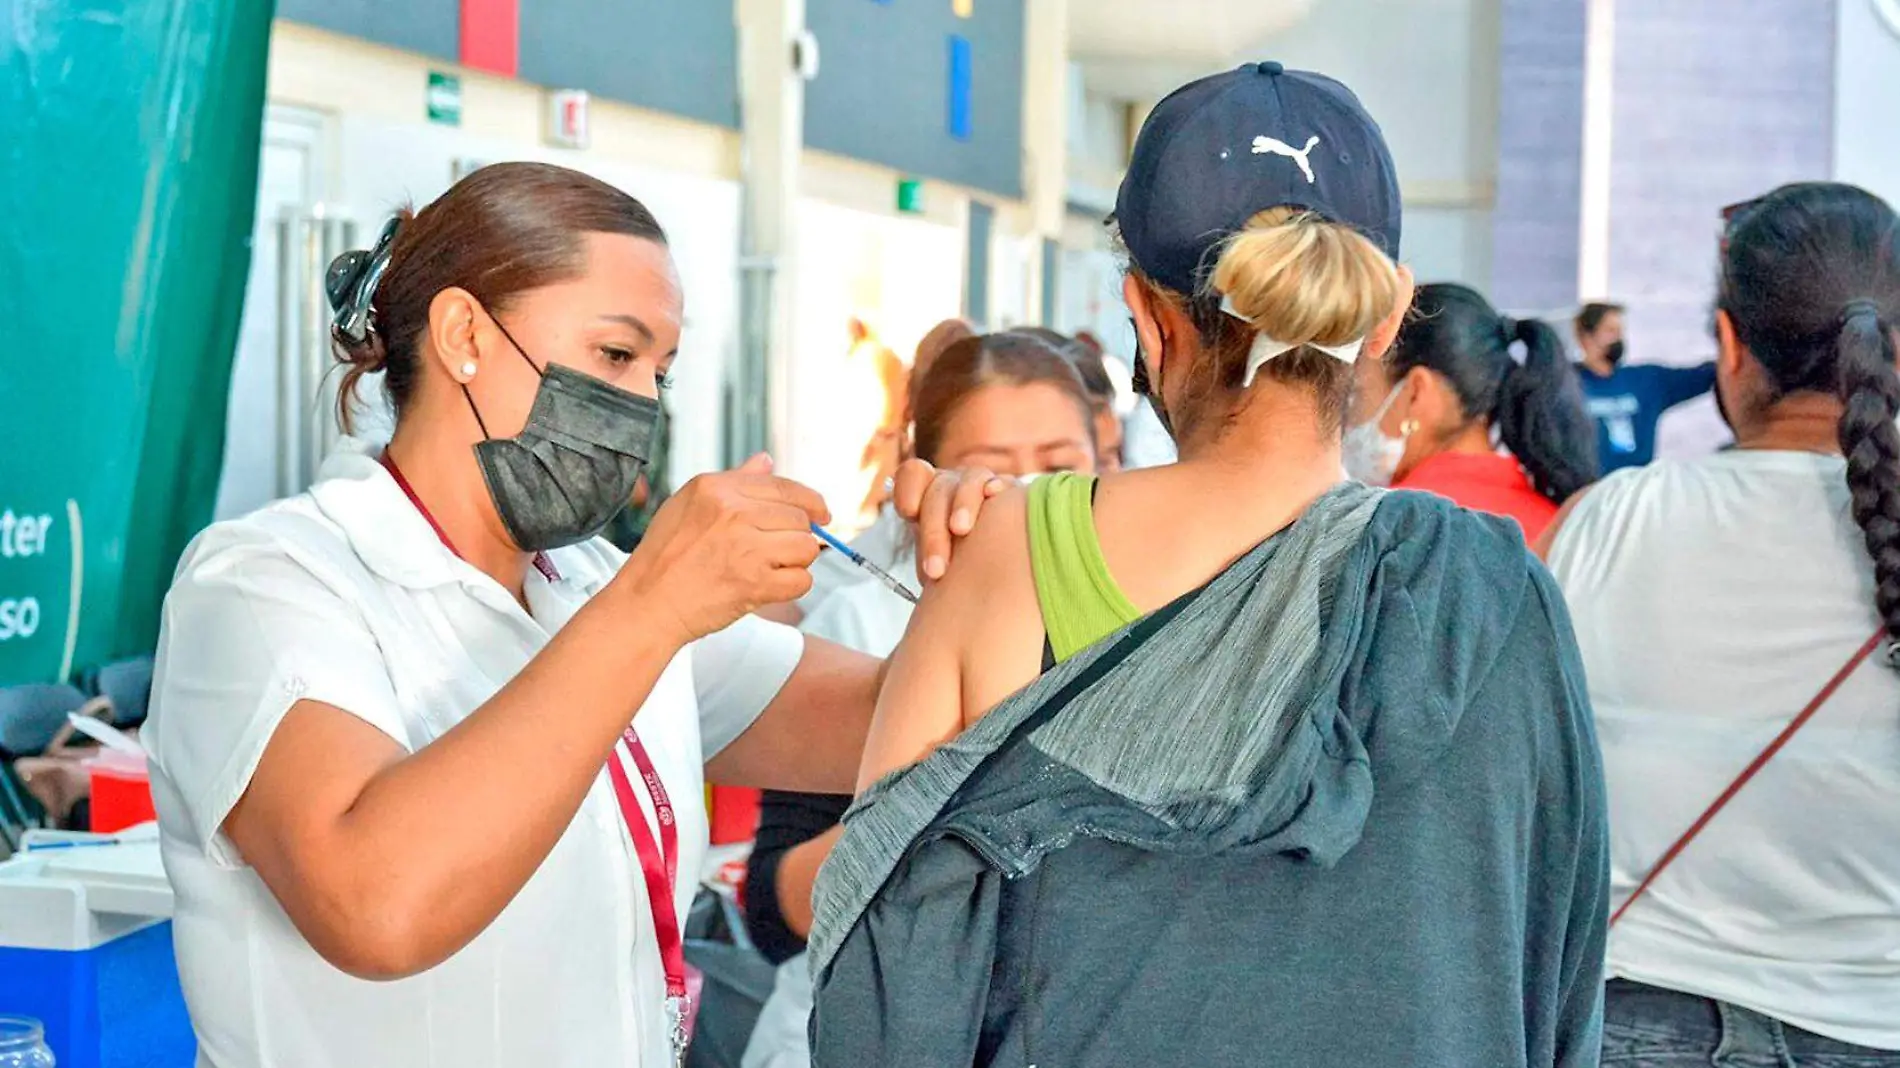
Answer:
[461,362,478,379]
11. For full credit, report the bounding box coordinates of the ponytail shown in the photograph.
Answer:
[1835,301,1900,649]
[1722,183,1900,658]
[1387,283,1596,505]
[1495,316,1599,504]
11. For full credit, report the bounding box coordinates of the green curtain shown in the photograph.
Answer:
[0,0,274,684]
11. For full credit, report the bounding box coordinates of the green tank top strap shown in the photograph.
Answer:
[1026,473,1143,664]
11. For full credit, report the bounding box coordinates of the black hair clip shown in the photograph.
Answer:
[326,216,402,344]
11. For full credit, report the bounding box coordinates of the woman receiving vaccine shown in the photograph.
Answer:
[142,162,998,1068]
[811,64,1607,1068]
[743,330,1103,1068]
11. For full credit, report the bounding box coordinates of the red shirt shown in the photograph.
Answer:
[1394,451,1559,542]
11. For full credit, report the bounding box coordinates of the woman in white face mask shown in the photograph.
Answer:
[1343,282,1596,541]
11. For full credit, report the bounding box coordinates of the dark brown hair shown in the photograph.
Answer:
[332,162,668,431]
[1004,326,1116,410]
[1390,284,1597,504]
[1720,182,1900,649]
[910,333,1097,464]
[906,318,979,422]
[1575,301,1624,337]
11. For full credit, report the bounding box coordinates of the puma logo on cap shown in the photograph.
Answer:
[1251,135,1321,184]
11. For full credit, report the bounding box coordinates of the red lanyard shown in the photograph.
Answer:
[379,451,689,1053]
[378,453,560,583]
[606,729,687,1004]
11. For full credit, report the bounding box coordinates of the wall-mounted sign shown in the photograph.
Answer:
[897,178,926,214]
[947,35,973,141]
[548,89,591,149]
[427,71,463,126]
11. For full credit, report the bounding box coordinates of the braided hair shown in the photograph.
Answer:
[1720,183,1900,651]
[1387,283,1598,504]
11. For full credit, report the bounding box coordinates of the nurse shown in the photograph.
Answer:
[142,162,1000,1068]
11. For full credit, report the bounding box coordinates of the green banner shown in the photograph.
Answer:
[0,0,274,684]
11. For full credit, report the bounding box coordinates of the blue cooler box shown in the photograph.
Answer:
[0,827,196,1068]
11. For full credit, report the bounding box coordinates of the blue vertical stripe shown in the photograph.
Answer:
[947,34,973,141]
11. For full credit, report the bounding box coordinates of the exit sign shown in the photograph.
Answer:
[897,179,926,214]
[427,71,463,126]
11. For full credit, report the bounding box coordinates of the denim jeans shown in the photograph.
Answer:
[1604,979,1900,1068]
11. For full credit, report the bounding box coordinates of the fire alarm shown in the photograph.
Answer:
[547,89,590,150]
[792,30,821,81]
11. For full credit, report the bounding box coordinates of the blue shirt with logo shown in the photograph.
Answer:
[1577,362,1717,474]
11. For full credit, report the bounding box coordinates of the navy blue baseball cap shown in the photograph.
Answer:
[1115,61,1402,298]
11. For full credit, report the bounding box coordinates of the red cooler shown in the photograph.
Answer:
[87,751,156,834]
[708,785,760,846]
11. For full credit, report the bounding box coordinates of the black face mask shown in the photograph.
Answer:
[465,322,662,552]
[1604,339,1627,366]
[1129,316,1178,442]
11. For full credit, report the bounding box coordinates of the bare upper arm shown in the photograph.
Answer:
[855,489,1044,791]
[855,574,970,792]
[707,635,881,793]
[223,699,408,968]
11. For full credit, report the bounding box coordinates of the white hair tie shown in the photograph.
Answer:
[1220,295,1365,386]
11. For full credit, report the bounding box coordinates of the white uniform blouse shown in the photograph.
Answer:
[143,440,805,1068]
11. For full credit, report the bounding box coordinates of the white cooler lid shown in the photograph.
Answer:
[0,823,173,952]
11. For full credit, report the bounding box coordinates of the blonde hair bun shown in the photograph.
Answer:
[1210,207,1400,354]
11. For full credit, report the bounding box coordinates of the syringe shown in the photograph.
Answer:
[810,523,921,604]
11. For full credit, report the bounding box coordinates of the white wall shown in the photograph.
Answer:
[788,200,964,529]
[258,19,1038,516]
[1066,64,1130,214]
[1259,0,1502,288]
[260,22,744,491]
[1835,0,1900,209]
[334,115,744,488]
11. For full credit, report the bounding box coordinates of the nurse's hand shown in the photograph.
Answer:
[892,459,1011,583]
[617,454,827,646]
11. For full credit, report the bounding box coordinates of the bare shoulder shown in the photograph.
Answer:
[855,489,1039,789]
[928,486,1047,724]
[939,484,1035,593]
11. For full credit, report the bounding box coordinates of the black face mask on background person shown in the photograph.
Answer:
[1129,317,1179,442]
[466,321,663,552]
[1603,339,1627,366]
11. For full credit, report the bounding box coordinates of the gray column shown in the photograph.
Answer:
[1604,0,1836,366]
[1489,0,1587,315]
[734,0,807,465]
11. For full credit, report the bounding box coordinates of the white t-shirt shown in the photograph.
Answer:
[1547,450,1900,1049]
[143,441,805,1068]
